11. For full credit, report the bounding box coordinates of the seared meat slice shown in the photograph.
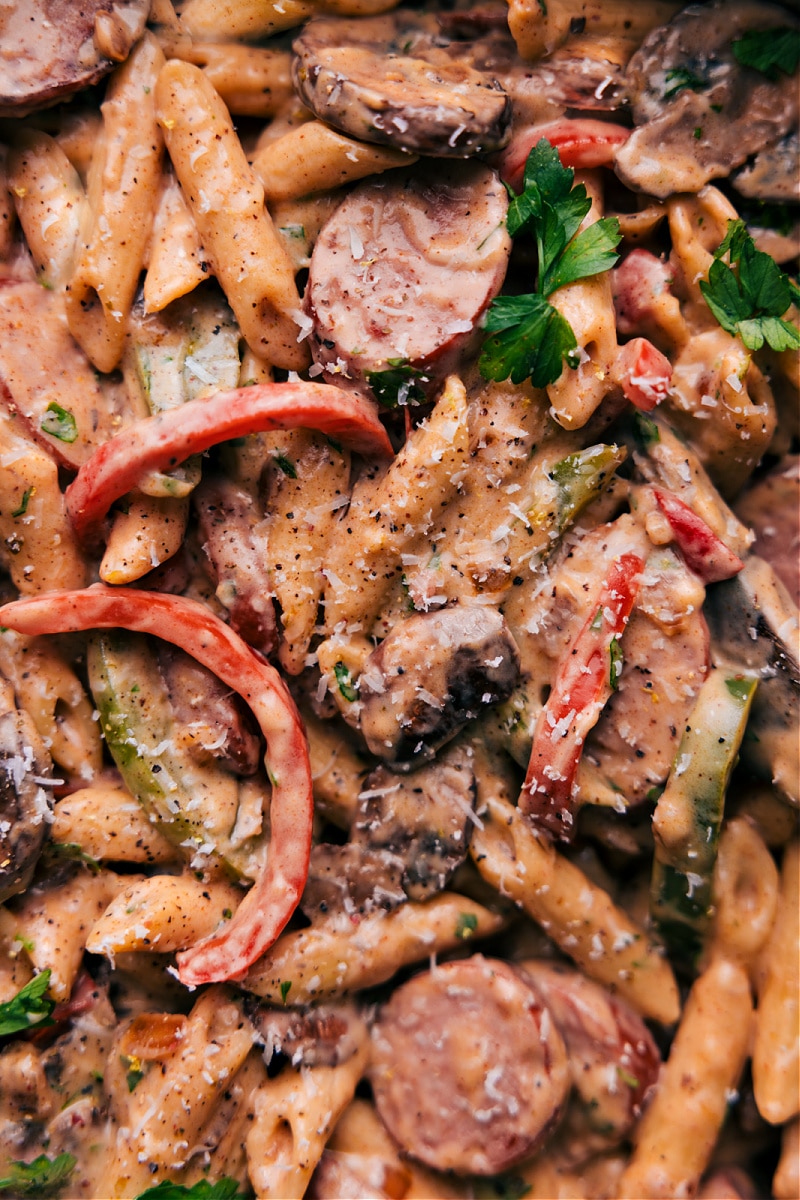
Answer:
[300,843,407,921]
[519,960,661,1163]
[353,743,476,900]
[159,645,262,777]
[0,0,149,117]
[248,999,367,1068]
[359,604,520,767]
[292,12,511,157]
[193,471,278,656]
[615,2,799,198]
[370,956,570,1175]
[0,677,53,903]
[306,161,510,402]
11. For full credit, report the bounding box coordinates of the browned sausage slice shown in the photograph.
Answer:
[306,161,510,404]
[370,956,571,1175]
[0,0,149,117]
[292,12,511,158]
[519,960,661,1161]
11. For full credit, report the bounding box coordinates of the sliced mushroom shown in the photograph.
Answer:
[352,742,476,899]
[193,471,278,657]
[292,11,512,157]
[734,129,800,203]
[299,842,407,921]
[0,677,53,903]
[159,644,262,777]
[306,160,510,401]
[706,555,799,806]
[358,604,520,767]
[734,456,799,606]
[615,2,800,198]
[0,0,149,117]
[247,999,367,1068]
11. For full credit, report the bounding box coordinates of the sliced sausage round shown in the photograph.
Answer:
[1,681,53,903]
[306,161,510,403]
[292,12,511,158]
[519,960,661,1160]
[0,0,149,117]
[370,955,571,1175]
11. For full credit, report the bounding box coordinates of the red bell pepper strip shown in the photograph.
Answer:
[498,119,631,191]
[65,381,393,546]
[520,553,644,842]
[613,338,672,412]
[652,488,744,584]
[0,585,313,987]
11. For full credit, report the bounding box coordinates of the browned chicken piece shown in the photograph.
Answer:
[299,842,407,921]
[247,999,366,1068]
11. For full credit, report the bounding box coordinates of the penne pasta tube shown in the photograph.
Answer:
[246,1028,370,1199]
[253,120,416,203]
[242,892,505,1005]
[618,957,753,1199]
[709,817,779,970]
[752,838,799,1125]
[0,630,102,780]
[8,130,85,289]
[52,783,177,864]
[470,793,681,1024]
[65,34,165,372]
[155,60,308,370]
[99,492,190,584]
[177,42,294,117]
[142,170,208,312]
[180,0,315,41]
[86,873,243,956]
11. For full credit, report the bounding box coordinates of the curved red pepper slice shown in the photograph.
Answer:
[520,553,644,842]
[0,585,313,987]
[653,488,744,584]
[499,119,631,191]
[66,381,394,545]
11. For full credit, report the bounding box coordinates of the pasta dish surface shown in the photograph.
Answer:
[0,0,798,1196]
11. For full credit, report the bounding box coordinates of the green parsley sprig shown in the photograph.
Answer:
[699,219,800,353]
[0,970,55,1037]
[134,1179,247,1200]
[479,139,621,389]
[0,1153,76,1196]
[731,27,800,80]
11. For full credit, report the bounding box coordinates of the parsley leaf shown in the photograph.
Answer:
[0,1153,76,1196]
[365,359,429,408]
[333,661,358,702]
[731,27,800,80]
[480,139,621,389]
[662,66,709,98]
[134,1180,246,1200]
[699,219,800,352]
[480,294,578,388]
[0,970,55,1037]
